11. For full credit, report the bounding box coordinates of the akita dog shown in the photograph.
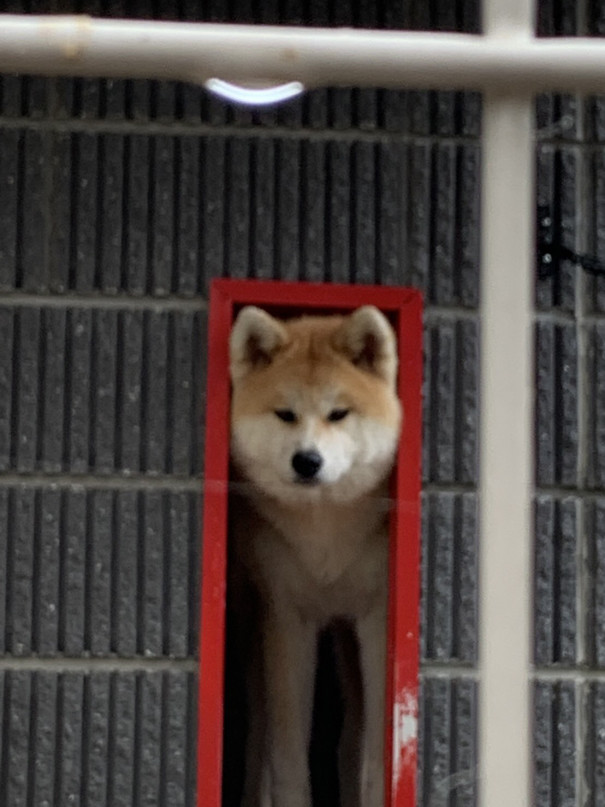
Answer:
[228,305,402,807]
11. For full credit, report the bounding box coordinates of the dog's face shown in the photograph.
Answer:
[229,306,402,505]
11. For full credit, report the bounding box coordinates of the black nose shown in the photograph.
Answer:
[292,450,323,480]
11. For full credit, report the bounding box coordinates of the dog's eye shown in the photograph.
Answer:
[327,408,350,422]
[274,409,297,423]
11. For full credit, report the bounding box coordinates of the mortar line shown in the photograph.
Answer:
[534,308,579,325]
[0,291,208,312]
[421,662,605,684]
[1,293,602,323]
[0,656,198,672]
[530,666,605,683]
[3,475,605,499]
[0,292,486,319]
[0,473,203,491]
[0,114,481,146]
[534,484,605,500]
[419,662,479,679]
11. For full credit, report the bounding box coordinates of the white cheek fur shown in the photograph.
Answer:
[231,413,399,503]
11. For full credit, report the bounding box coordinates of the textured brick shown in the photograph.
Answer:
[457,145,481,307]
[114,490,139,656]
[423,318,479,485]
[66,308,93,472]
[138,672,163,803]
[176,137,202,294]
[3,671,31,806]
[7,488,35,656]
[72,132,99,292]
[0,307,14,471]
[37,488,62,655]
[20,130,49,292]
[535,322,579,487]
[534,496,579,665]
[586,683,605,807]
[326,141,352,284]
[534,681,576,807]
[62,488,87,655]
[0,132,481,297]
[587,324,605,490]
[226,138,252,281]
[376,140,404,286]
[418,678,477,807]
[406,143,432,292]
[30,672,58,804]
[142,311,169,474]
[421,492,478,663]
[0,73,22,118]
[58,673,85,803]
[352,141,377,283]
[276,139,301,281]
[0,489,7,653]
[301,140,327,282]
[2,308,205,476]
[98,134,125,293]
[167,492,199,657]
[0,487,199,658]
[536,92,579,143]
[47,131,72,293]
[78,75,103,120]
[14,307,41,472]
[164,672,196,806]
[83,673,111,806]
[140,492,165,656]
[250,138,276,280]
[535,146,580,312]
[586,148,605,313]
[151,136,176,294]
[0,671,197,807]
[586,499,605,667]
[117,310,144,471]
[109,674,137,804]
[39,308,67,472]
[91,308,119,473]
[202,137,226,294]
[0,130,20,290]
[88,489,113,656]
[124,134,151,294]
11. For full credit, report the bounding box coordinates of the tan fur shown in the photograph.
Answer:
[229,306,401,807]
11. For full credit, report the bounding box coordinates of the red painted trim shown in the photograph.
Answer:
[197,279,423,807]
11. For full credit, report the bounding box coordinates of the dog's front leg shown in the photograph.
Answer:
[357,600,387,807]
[264,607,317,807]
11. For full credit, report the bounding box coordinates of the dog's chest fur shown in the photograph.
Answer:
[233,490,389,622]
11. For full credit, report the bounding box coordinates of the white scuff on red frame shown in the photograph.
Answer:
[392,688,418,788]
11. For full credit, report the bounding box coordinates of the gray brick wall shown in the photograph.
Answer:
[0,0,603,805]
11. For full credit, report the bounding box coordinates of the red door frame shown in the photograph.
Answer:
[197,278,423,807]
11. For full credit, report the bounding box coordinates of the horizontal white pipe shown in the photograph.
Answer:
[2,14,605,93]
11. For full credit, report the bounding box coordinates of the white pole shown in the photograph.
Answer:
[479,0,534,805]
[0,15,605,92]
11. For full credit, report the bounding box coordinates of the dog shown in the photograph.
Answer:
[227,305,401,807]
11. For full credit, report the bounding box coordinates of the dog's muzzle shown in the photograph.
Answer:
[291,450,323,483]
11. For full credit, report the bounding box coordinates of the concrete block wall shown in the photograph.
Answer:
[0,0,601,805]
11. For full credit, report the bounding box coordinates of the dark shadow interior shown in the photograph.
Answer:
[223,606,361,807]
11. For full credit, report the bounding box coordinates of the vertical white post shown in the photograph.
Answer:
[479,0,535,806]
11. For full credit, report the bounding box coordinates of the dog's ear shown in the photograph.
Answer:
[335,306,398,386]
[230,306,288,381]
